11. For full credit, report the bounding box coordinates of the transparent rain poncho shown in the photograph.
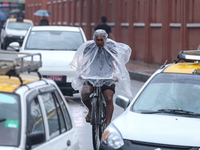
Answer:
[70,29,132,98]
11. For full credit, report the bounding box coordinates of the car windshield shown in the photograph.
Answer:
[132,73,200,115]
[0,92,20,146]
[7,21,32,30]
[25,30,84,50]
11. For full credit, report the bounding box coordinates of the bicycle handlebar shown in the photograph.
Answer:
[79,75,115,81]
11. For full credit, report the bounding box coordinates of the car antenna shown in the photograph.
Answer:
[160,60,168,69]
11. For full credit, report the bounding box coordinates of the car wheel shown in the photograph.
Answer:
[2,42,7,50]
[0,39,3,49]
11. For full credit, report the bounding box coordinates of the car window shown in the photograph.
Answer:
[55,91,72,130]
[7,21,32,30]
[0,93,20,146]
[26,97,45,148]
[40,92,65,139]
[27,97,45,136]
[52,92,66,133]
[25,31,84,50]
[133,73,200,113]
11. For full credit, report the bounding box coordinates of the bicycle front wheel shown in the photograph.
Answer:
[92,97,101,150]
[99,99,106,139]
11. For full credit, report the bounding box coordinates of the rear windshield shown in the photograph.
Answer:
[8,21,32,30]
[0,92,20,147]
[25,30,84,50]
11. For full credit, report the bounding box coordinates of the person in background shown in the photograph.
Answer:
[94,16,115,40]
[39,16,49,26]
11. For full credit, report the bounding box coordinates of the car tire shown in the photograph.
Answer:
[0,39,3,50]
[2,42,7,50]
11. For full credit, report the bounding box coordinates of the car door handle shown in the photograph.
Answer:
[67,140,71,146]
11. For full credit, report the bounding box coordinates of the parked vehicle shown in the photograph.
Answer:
[1,18,33,50]
[0,51,79,150]
[100,50,200,150]
[9,26,87,96]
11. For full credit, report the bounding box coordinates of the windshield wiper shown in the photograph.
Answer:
[157,109,200,116]
[140,110,164,114]
[0,118,6,123]
[62,49,77,51]
[140,109,200,116]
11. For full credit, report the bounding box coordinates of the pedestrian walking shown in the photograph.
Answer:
[94,16,115,40]
[39,17,49,26]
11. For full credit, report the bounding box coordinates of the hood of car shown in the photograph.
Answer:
[20,50,76,68]
[41,51,75,67]
[113,111,200,147]
[6,29,28,36]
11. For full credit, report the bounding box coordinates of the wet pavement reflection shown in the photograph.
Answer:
[65,80,143,150]
[66,98,93,150]
[66,97,125,150]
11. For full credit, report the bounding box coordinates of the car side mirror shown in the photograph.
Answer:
[115,95,130,110]
[26,131,45,149]
[9,42,20,52]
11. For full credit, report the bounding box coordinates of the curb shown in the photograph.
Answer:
[128,71,151,83]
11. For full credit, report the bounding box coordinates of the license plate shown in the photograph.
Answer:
[47,76,62,81]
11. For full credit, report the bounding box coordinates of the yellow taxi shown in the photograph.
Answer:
[100,50,200,150]
[0,51,79,150]
[0,18,33,50]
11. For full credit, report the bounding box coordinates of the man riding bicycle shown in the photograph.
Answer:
[70,29,132,126]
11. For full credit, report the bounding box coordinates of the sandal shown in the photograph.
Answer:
[85,115,91,123]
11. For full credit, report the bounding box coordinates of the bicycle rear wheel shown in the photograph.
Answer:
[92,97,101,150]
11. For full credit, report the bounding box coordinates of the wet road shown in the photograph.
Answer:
[65,80,144,150]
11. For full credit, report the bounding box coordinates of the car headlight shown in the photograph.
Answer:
[102,123,124,149]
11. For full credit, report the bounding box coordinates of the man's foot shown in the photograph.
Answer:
[85,115,91,123]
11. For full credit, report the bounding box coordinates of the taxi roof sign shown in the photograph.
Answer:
[8,18,32,23]
[177,50,200,62]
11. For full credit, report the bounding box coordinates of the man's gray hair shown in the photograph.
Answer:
[93,29,108,42]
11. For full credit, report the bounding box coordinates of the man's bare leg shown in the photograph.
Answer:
[103,89,114,127]
[81,85,93,121]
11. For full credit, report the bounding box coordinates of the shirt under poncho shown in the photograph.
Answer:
[70,39,132,98]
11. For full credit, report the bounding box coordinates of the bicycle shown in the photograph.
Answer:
[80,76,115,150]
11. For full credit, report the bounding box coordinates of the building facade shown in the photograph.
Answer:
[25,0,200,65]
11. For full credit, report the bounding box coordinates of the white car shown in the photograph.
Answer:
[1,18,33,50]
[100,50,200,150]
[9,26,87,96]
[0,51,79,150]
